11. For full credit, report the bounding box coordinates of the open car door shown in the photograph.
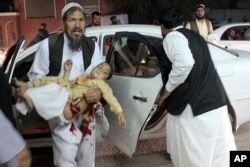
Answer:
[104,32,163,156]
[2,36,25,83]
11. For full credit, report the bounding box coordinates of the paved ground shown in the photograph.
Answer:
[96,121,250,167]
[30,122,250,167]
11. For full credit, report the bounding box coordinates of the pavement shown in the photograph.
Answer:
[95,121,250,167]
[30,122,250,167]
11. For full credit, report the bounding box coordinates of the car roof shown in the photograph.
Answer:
[212,22,250,33]
[85,24,162,37]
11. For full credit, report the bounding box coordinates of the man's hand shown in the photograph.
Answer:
[84,88,102,103]
[157,89,171,106]
[15,146,31,167]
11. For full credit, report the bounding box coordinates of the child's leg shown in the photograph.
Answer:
[95,103,109,137]
[63,98,88,120]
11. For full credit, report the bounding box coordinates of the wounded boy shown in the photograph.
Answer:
[14,60,126,127]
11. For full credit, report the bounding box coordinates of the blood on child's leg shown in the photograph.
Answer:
[63,98,88,120]
[77,98,88,115]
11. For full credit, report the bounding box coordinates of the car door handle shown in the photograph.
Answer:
[133,96,148,102]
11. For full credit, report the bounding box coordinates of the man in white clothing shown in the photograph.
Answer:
[26,3,105,167]
[185,4,213,40]
[157,7,236,167]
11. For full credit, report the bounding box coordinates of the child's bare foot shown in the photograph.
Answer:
[63,103,74,120]
[12,77,28,89]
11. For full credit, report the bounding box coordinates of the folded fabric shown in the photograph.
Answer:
[16,83,69,120]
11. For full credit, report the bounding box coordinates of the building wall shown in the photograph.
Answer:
[0,0,248,50]
[0,12,20,52]
[12,0,112,48]
[208,9,250,23]
[14,0,65,48]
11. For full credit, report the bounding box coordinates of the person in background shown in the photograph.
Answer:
[86,11,101,27]
[228,17,232,23]
[158,7,236,167]
[26,3,105,167]
[26,23,49,48]
[185,4,213,40]
[243,15,248,22]
[227,29,240,40]
[0,67,31,167]
[110,15,118,25]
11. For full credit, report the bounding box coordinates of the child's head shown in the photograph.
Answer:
[90,62,113,80]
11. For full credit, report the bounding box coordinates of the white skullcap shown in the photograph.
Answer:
[61,2,83,18]
[195,4,206,9]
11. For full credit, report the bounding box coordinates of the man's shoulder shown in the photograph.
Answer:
[49,32,64,39]
[205,18,212,23]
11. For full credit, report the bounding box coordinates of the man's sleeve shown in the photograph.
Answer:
[0,109,26,164]
[27,38,50,80]
[0,68,15,125]
[85,42,105,76]
[185,22,191,30]
[209,21,214,33]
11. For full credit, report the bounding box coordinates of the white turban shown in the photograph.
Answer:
[61,2,83,18]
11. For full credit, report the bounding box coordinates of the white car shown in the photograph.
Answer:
[3,24,250,156]
[208,22,250,52]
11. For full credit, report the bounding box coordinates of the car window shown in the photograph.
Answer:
[103,35,113,57]
[106,35,161,77]
[243,28,250,40]
[12,47,37,81]
[88,36,98,42]
[221,26,250,41]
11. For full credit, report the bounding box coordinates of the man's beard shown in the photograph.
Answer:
[66,27,83,51]
[196,15,205,20]
[68,37,82,51]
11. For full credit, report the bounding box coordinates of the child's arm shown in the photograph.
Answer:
[116,112,126,127]
[93,79,126,127]
[63,59,73,81]
[13,77,58,89]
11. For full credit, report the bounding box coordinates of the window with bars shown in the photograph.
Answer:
[25,0,55,18]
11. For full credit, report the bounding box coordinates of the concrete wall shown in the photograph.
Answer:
[0,0,114,49]
[13,0,64,48]
[208,9,250,23]
[0,12,20,52]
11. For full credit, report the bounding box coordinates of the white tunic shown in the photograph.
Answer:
[27,33,105,167]
[162,28,236,167]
